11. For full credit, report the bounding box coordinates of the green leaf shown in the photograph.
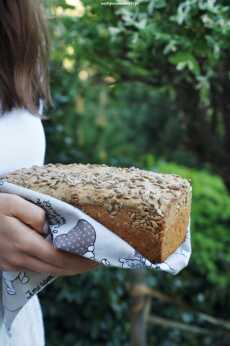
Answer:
[169,51,201,75]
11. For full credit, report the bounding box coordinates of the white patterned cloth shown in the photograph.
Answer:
[0,105,46,345]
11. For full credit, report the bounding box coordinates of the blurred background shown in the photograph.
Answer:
[40,1,230,345]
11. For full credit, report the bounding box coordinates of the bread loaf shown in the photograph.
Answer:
[2,163,192,263]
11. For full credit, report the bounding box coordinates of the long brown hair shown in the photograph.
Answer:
[0,0,53,115]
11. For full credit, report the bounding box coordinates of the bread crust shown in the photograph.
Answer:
[2,163,192,262]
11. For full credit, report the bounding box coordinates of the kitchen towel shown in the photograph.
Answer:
[0,180,191,336]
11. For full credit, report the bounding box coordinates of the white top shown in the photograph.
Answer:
[0,107,46,176]
[0,106,46,346]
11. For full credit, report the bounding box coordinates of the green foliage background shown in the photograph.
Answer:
[40,1,230,345]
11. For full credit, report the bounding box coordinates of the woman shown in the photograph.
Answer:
[0,1,98,345]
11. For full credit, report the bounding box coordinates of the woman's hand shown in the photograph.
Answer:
[0,193,99,276]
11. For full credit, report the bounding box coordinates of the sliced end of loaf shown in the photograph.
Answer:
[160,184,192,262]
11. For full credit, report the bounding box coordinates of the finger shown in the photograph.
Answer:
[7,195,46,234]
[12,218,98,270]
[25,253,98,275]
[14,254,79,276]
[32,246,99,273]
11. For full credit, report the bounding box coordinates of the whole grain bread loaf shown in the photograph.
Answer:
[2,163,192,263]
